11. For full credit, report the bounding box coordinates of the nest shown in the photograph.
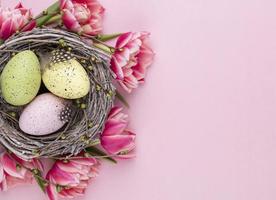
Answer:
[0,28,115,160]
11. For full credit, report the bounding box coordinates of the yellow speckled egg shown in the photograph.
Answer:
[42,49,90,99]
[0,50,41,106]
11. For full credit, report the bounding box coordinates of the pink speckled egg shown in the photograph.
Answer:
[19,93,71,136]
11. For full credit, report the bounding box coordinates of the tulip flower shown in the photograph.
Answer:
[60,0,104,35]
[0,152,43,191]
[101,107,136,158]
[0,2,35,40]
[46,157,99,200]
[111,32,155,93]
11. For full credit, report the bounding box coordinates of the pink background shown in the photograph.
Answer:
[1,0,276,199]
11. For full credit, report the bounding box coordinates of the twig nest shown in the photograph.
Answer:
[0,28,115,160]
[19,93,71,136]
[0,50,41,106]
[42,49,90,99]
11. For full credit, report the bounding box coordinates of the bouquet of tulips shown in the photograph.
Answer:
[0,0,154,200]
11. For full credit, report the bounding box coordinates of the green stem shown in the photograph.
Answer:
[85,146,117,164]
[89,139,101,146]
[96,33,122,42]
[36,1,61,27]
[82,33,117,53]
[116,90,129,108]
[93,43,113,54]
[45,14,62,25]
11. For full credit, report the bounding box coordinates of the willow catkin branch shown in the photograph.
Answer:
[0,28,115,160]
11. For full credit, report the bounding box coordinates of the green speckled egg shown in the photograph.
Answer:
[0,50,41,106]
[42,50,90,99]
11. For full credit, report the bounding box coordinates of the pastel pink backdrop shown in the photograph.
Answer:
[1,0,276,199]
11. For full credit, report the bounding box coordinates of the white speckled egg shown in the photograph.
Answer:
[42,49,90,99]
[19,93,71,136]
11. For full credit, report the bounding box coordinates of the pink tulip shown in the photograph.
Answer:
[101,107,136,158]
[0,152,43,191]
[60,0,104,35]
[111,32,155,93]
[46,157,99,200]
[0,2,34,40]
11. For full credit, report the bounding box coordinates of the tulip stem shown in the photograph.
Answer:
[35,1,61,27]
[93,43,113,54]
[82,33,117,54]
[115,90,130,108]
[85,146,118,163]
[89,139,101,146]
[96,33,122,42]
[19,2,61,32]
[45,14,62,25]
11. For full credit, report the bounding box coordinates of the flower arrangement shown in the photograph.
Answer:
[0,1,154,200]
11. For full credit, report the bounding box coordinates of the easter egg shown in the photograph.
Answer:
[42,49,90,99]
[0,50,41,106]
[19,93,72,136]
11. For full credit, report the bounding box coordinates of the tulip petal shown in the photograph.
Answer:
[21,20,36,31]
[1,153,26,179]
[101,131,136,155]
[118,81,133,93]
[0,162,4,182]
[62,10,81,33]
[47,165,80,186]
[57,161,83,174]
[111,56,124,80]
[46,181,59,200]
[59,187,84,198]
[116,32,133,49]
[114,49,131,68]
[109,107,123,117]
[70,157,97,166]
[5,175,33,189]
[0,18,15,40]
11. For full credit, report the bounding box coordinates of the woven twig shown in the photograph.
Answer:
[0,28,115,160]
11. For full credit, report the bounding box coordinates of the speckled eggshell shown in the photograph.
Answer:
[19,93,70,136]
[0,50,41,106]
[42,59,90,99]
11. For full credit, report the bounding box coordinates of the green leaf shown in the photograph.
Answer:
[33,169,47,193]
[85,146,117,164]
[115,90,129,108]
